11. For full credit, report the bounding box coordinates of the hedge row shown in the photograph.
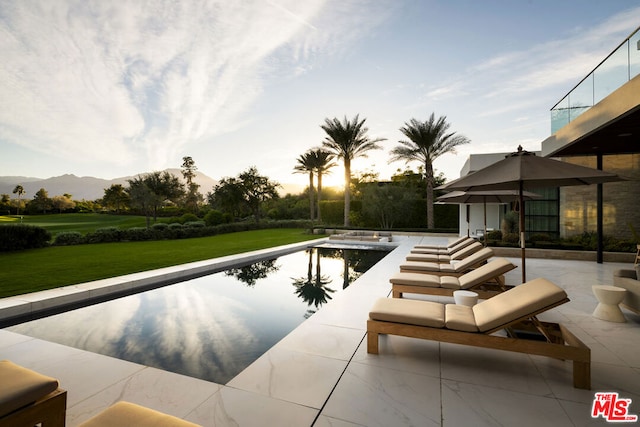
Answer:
[0,225,51,251]
[52,220,312,246]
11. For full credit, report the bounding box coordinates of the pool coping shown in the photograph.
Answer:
[1,237,377,326]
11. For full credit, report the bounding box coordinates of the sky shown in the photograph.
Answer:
[1,0,639,192]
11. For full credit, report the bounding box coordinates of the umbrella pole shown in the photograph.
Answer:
[519,182,526,283]
[483,199,487,247]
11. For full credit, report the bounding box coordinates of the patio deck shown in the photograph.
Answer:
[1,235,639,426]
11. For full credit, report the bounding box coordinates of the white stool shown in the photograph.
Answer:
[453,290,479,307]
[592,285,626,323]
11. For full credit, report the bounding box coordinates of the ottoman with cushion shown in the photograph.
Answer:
[0,360,67,427]
[79,401,200,427]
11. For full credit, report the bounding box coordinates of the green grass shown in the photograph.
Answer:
[0,213,149,236]
[0,229,321,298]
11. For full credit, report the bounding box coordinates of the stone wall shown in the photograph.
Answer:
[559,153,640,240]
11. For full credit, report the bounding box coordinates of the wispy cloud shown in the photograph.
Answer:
[0,0,387,172]
[425,7,640,114]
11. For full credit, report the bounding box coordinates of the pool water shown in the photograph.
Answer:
[8,247,390,384]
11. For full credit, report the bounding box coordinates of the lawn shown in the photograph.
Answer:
[0,213,149,236]
[0,229,322,298]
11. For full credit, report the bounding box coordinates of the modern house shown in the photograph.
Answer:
[456,25,640,248]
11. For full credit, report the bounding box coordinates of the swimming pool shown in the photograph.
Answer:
[8,246,391,384]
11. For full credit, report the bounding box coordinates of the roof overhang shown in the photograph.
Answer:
[541,73,640,157]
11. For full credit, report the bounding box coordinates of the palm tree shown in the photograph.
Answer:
[321,115,385,226]
[12,185,25,215]
[310,149,336,222]
[294,151,317,221]
[390,113,470,228]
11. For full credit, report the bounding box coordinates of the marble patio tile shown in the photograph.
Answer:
[441,379,572,427]
[320,361,442,427]
[185,386,317,427]
[314,415,366,427]
[227,346,347,409]
[305,291,383,330]
[276,321,365,361]
[351,334,441,379]
[532,357,640,404]
[1,337,145,407]
[68,366,220,426]
[0,328,34,348]
[440,342,553,396]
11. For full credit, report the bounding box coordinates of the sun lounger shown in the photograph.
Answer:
[0,360,67,427]
[79,401,200,427]
[411,237,476,254]
[367,277,591,389]
[407,241,482,262]
[399,247,494,276]
[391,257,516,299]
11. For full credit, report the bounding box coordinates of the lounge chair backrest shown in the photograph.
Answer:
[447,238,476,254]
[453,247,493,271]
[458,258,516,289]
[446,236,469,248]
[450,241,482,260]
[472,278,567,332]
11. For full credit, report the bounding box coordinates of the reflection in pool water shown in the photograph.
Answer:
[8,247,390,384]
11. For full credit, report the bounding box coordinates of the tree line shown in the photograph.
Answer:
[2,112,468,230]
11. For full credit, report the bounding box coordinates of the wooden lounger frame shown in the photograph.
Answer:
[392,274,510,299]
[367,298,591,389]
[0,388,67,427]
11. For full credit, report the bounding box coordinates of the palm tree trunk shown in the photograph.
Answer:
[344,159,351,227]
[317,172,323,222]
[308,171,315,221]
[425,161,434,229]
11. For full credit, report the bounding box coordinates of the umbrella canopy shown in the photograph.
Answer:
[436,146,625,282]
[437,190,542,204]
[437,190,542,245]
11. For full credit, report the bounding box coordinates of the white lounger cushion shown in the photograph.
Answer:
[412,238,476,255]
[445,304,477,332]
[370,278,567,333]
[413,236,468,250]
[473,277,566,332]
[369,298,445,328]
[391,258,514,290]
[400,247,494,274]
[407,241,482,262]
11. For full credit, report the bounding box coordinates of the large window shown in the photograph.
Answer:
[525,187,559,238]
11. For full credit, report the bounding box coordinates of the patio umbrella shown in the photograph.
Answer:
[436,146,625,282]
[437,190,542,245]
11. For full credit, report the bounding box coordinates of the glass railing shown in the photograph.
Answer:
[550,26,640,134]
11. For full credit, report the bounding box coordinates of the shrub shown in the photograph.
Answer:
[151,223,169,231]
[502,232,519,244]
[124,227,152,241]
[180,213,200,224]
[204,210,226,226]
[486,230,502,240]
[54,231,84,246]
[184,221,206,228]
[85,227,122,243]
[0,225,51,251]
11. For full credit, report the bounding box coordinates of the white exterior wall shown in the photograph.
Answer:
[457,203,503,238]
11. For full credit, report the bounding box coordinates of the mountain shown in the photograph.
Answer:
[0,170,219,201]
[0,171,304,201]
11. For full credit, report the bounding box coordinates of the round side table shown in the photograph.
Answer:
[592,285,626,323]
[453,290,479,307]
